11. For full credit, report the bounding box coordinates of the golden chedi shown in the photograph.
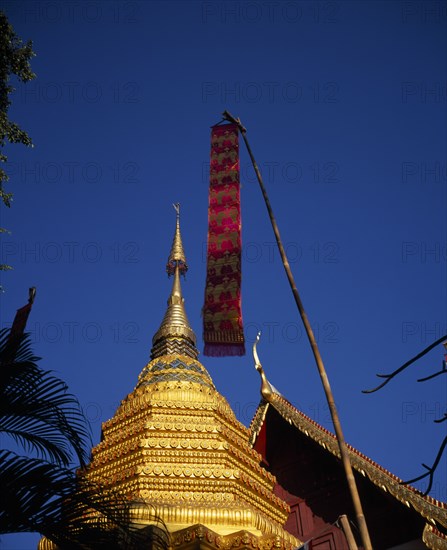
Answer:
[43,205,300,549]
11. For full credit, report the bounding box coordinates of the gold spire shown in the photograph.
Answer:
[167,203,187,276]
[151,205,197,359]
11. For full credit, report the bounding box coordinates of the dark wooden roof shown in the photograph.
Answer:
[250,393,447,549]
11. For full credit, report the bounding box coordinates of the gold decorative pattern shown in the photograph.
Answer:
[151,267,197,356]
[171,524,295,550]
[83,373,295,540]
[138,356,215,390]
[423,524,447,550]
[38,523,298,550]
[37,538,55,550]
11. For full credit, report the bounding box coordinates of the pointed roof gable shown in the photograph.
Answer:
[249,389,447,549]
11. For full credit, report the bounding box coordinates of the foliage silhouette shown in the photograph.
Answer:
[0,10,36,278]
[0,326,168,549]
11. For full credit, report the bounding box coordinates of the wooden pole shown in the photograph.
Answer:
[222,111,373,550]
[339,515,359,550]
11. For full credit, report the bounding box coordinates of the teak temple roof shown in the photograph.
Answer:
[249,371,447,549]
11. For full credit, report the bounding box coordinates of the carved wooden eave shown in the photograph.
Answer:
[423,524,447,550]
[249,394,447,549]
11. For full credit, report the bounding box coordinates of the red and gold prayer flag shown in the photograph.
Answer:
[203,123,245,356]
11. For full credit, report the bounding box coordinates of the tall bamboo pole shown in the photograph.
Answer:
[222,111,373,550]
[339,515,359,550]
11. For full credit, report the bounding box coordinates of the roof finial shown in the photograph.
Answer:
[253,333,275,400]
[167,202,187,277]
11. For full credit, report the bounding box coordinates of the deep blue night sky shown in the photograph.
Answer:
[0,1,446,548]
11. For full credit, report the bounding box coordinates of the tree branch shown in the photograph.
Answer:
[363,335,447,393]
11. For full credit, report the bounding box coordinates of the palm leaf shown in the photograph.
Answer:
[0,451,169,549]
[43,478,169,550]
[0,328,91,466]
[0,326,169,548]
[0,450,76,533]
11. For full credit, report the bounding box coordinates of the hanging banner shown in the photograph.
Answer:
[203,123,245,357]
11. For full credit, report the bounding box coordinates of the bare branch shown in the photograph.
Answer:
[401,435,447,495]
[363,335,447,393]
[417,360,446,382]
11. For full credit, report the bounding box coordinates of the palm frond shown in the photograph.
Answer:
[0,450,76,534]
[0,327,169,549]
[0,329,91,466]
[0,451,169,549]
[43,478,169,550]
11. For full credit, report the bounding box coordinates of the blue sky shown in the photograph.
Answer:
[0,1,446,548]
